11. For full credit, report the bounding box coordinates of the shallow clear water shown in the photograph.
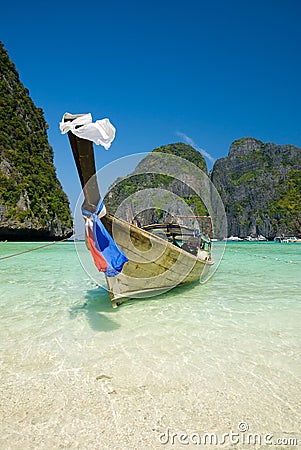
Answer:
[0,241,300,449]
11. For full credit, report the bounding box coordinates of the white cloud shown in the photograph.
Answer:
[176,132,216,164]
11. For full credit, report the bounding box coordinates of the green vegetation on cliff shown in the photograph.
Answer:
[152,142,207,172]
[0,42,72,239]
[268,169,301,233]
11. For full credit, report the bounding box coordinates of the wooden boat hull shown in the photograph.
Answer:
[102,214,213,307]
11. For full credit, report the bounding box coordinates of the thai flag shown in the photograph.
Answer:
[83,199,128,277]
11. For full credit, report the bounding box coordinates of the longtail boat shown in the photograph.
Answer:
[62,113,214,307]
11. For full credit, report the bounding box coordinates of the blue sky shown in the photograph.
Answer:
[1,0,300,212]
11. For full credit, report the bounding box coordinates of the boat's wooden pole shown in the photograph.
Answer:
[65,124,101,212]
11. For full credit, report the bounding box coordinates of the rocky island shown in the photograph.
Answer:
[104,142,209,226]
[0,42,72,241]
[105,138,301,240]
[211,138,301,239]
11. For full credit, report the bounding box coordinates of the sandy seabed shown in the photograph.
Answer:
[1,362,300,450]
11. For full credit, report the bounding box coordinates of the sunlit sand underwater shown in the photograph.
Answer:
[0,241,300,449]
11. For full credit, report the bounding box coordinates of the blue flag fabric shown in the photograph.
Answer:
[83,199,128,277]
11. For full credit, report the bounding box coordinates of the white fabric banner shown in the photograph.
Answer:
[59,112,116,150]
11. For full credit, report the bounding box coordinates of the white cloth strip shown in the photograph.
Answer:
[60,112,116,150]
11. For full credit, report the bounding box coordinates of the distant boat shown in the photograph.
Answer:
[244,235,267,242]
[63,114,214,307]
[274,236,301,244]
[224,235,243,241]
[257,235,267,241]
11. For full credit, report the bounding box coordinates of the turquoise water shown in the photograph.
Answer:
[0,242,300,449]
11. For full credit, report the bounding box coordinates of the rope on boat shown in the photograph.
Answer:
[0,234,81,261]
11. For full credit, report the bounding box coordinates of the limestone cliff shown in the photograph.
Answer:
[0,42,72,240]
[211,138,301,239]
[104,142,209,226]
